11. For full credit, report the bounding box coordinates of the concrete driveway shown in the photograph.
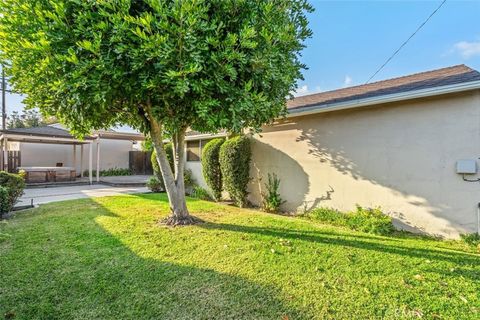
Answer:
[18,184,149,207]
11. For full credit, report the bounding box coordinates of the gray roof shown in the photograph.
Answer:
[288,65,480,111]
[1,126,94,139]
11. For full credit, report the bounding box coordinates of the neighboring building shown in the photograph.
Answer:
[186,65,480,238]
[0,124,144,183]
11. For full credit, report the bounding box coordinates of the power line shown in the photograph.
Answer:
[365,0,447,84]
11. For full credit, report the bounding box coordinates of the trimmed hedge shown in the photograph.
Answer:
[201,138,224,201]
[219,136,251,207]
[0,171,26,215]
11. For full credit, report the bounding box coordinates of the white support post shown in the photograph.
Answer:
[96,138,100,182]
[89,142,93,185]
[80,145,84,178]
[3,136,7,172]
[0,136,4,171]
[73,144,77,176]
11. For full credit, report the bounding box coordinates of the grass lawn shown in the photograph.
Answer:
[1,193,479,319]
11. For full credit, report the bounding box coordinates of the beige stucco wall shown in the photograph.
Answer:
[246,91,480,238]
[186,161,207,189]
[20,138,134,173]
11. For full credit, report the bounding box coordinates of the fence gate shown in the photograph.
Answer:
[7,151,21,173]
[129,151,153,175]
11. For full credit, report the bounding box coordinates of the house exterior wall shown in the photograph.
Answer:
[247,90,480,238]
[186,161,207,188]
[19,138,134,173]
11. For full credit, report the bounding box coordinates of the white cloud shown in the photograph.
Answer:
[452,40,480,59]
[293,85,310,96]
[343,75,352,87]
[292,85,322,97]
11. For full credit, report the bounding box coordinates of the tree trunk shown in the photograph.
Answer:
[146,108,199,226]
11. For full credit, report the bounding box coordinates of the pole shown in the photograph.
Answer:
[96,138,100,183]
[1,66,6,130]
[89,142,93,185]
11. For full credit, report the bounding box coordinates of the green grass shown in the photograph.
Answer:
[1,194,479,319]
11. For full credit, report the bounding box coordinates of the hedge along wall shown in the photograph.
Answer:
[219,135,251,207]
[201,138,224,201]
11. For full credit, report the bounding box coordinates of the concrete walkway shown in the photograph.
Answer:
[18,184,149,207]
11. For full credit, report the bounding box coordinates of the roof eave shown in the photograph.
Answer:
[287,80,480,118]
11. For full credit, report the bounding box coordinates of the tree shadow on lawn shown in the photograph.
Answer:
[0,198,308,320]
[198,222,480,280]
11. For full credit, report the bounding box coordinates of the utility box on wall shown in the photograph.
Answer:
[456,159,477,174]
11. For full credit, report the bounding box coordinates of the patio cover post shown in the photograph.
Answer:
[73,144,76,176]
[88,142,93,185]
[96,138,100,182]
[0,136,4,171]
[80,145,84,177]
[3,136,8,172]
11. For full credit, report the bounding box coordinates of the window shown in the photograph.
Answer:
[186,139,215,162]
[186,140,201,161]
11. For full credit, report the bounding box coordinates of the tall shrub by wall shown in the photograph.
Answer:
[201,138,224,201]
[219,136,251,207]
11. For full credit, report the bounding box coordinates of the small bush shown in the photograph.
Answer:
[346,205,395,235]
[146,176,163,193]
[202,138,224,201]
[184,168,195,191]
[0,186,10,214]
[0,171,26,214]
[219,136,251,207]
[309,207,347,225]
[82,167,132,177]
[308,205,394,235]
[191,186,213,201]
[261,173,285,213]
[460,233,480,246]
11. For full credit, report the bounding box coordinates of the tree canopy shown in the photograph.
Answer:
[0,0,312,137]
[7,110,57,129]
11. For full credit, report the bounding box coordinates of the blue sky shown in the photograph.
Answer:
[295,0,480,95]
[3,0,480,117]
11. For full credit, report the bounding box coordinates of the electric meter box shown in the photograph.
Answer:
[456,159,477,174]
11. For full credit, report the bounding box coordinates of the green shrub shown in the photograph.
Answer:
[309,207,347,225]
[201,138,224,201]
[191,186,213,201]
[261,173,285,213]
[308,205,394,235]
[146,176,163,193]
[183,168,195,191]
[460,233,480,246]
[0,171,26,214]
[346,205,394,235]
[0,186,10,214]
[82,167,132,177]
[219,136,251,207]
